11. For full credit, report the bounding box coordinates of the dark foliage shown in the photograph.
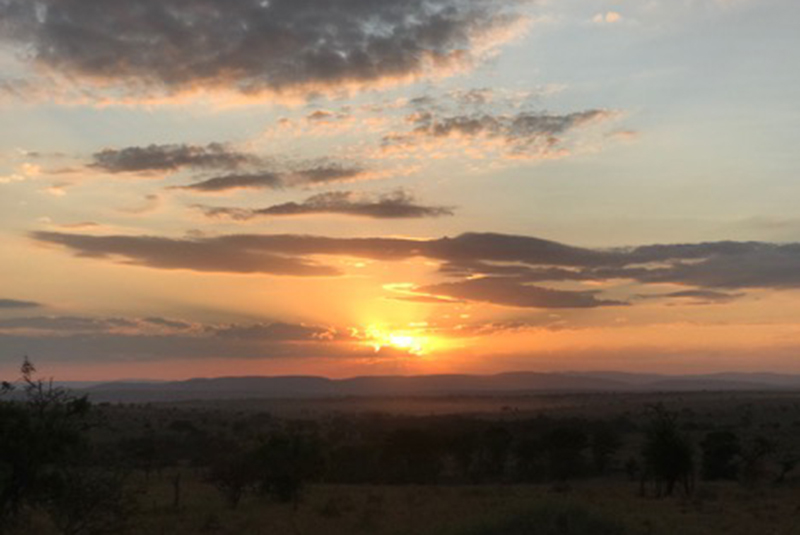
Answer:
[456,502,628,535]
[700,431,741,481]
[640,404,694,497]
[0,359,131,535]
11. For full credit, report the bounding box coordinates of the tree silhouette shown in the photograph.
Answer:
[206,449,254,509]
[1,358,91,527]
[591,424,622,475]
[700,431,740,481]
[252,432,324,505]
[1,359,132,535]
[640,404,694,497]
[542,426,588,484]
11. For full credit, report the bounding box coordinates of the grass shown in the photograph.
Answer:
[101,471,800,535]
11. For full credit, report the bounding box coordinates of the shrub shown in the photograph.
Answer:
[450,502,628,535]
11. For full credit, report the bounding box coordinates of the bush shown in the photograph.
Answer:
[450,502,628,535]
[641,404,694,497]
[1,359,92,530]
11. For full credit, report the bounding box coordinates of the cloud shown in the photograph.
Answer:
[638,289,745,305]
[414,277,626,308]
[31,230,800,308]
[382,108,614,159]
[90,143,257,174]
[0,163,41,184]
[0,316,136,333]
[0,315,356,363]
[619,243,800,290]
[120,194,162,215]
[0,298,42,309]
[389,294,466,305]
[57,221,103,230]
[592,11,622,24]
[177,171,284,193]
[195,189,455,220]
[31,230,617,272]
[31,231,341,277]
[176,164,368,192]
[0,0,530,101]
[41,181,70,197]
[211,321,338,341]
[0,314,343,340]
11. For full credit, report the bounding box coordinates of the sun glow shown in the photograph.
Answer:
[362,324,440,356]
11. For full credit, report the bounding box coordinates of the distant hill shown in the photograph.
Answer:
[80,370,800,402]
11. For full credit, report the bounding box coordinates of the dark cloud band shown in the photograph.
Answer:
[176,165,367,192]
[30,230,800,308]
[0,298,42,309]
[0,0,528,98]
[195,189,454,219]
[90,143,257,173]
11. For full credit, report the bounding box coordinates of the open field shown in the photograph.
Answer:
[157,390,800,419]
[54,475,800,535]
[7,388,800,535]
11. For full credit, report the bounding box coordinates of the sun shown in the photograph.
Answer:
[362,324,438,356]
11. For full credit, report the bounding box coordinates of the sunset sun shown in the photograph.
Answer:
[363,324,439,356]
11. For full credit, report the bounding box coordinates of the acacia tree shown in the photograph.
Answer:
[1,359,132,535]
[700,431,740,481]
[640,404,694,498]
[1,358,91,527]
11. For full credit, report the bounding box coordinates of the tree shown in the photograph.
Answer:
[380,429,442,484]
[42,468,134,535]
[542,426,588,483]
[1,358,91,528]
[700,431,740,481]
[640,404,694,497]
[206,448,255,509]
[481,426,513,481]
[739,435,774,490]
[591,424,622,475]
[252,432,324,505]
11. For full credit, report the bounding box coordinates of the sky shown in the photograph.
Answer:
[1,0,800,380]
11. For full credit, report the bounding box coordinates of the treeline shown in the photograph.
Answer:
[2,360,798,535]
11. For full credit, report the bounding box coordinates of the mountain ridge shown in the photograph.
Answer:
[80,370,800,402]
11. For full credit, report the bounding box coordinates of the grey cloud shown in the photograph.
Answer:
[306,110,352,123]
[120,194,162,215]
[440,261,593,280]
[439,318,566,337]
[29,230,800,307]
[437,239,800,291]
[0,298,42,309]
[23,230,656,276]
[0,315,335,340]
[177,172,284,192]
[0,316,135,332]
[90,143,257,173]
[211,322,337,341]
[426,233,618,267]
[389,294,466,305]
[0,316,356,363]
[196,190,454,220]
[0,0,527,97]
[142,317,195,330]
[638,290,745,305]
[416,277,625,309]
[31,231,341,277]
[609,242,800,290]
[291,165,370,186]
[177,165,366,192]
[383,109,612,157]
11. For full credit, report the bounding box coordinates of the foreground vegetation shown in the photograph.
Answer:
[4,360,800,534]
